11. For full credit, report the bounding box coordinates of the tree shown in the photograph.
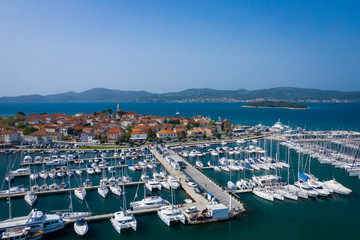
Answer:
[67,127,74,135]
[17,111,26,116]
[107,109,113,115]
[23,127,38,136]
[100,136,107,143]
[39,112,47,115]
[15,123,27,129]
[126,125,132,132]
[181,130,187,139]
[62,135,70,140]
[147,128,156,140]
[209,121,216,126]
[215,133,221,139]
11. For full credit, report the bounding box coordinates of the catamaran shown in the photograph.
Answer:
[110,183,137,233]
[157,181,185,226]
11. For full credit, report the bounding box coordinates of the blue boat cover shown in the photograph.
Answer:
[298,173,309,181]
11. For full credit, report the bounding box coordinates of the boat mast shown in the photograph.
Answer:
[287,145,290,190]
[7,154,12,219]
[67,160,73,213]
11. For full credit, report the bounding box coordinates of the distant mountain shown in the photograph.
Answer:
[1,87,360,102]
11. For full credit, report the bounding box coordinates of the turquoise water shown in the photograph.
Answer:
[0,102,360,130]
[0,102,359,239]
[1,142,359,240]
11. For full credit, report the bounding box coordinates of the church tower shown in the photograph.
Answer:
[117,103,121,112]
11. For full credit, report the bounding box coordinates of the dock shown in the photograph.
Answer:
[151,148,245,221]
[68,207,162,223]
[0,181,143,199]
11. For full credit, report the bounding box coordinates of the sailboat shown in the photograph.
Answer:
[74,218,88,236]
[157,186,185,226]
[175,107,180,115]
[0,156,65,234]
[25,162,38,206]
[110,182,137,233]
[55,160,92,223]
[74,161,86,201]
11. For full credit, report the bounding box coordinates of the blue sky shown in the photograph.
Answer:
[0,0,359,96]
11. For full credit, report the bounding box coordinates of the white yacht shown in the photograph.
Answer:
[97,180,109,198]
[0,210,64,234]
[252,188,274,202]
[22,156,32,164]
[24,192,37,206]
[74,218,88,236]
[157,205,185,226]
[324,179,352,195]
[307,180,330,196]
[10,168,31,176]
[110,183,137,233]
[130,196,169,210]
[109,184,122,196]
[167,176,180,190]
[294,181,318,197]
[74,188,86,201]
[145,180,162,191]
[110,210,137,233]
[0,226,43,240]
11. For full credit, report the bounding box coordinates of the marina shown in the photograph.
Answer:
[0,103,360,240]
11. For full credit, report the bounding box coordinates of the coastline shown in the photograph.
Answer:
[242,105,308,110]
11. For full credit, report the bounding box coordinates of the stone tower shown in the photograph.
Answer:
[117,103,121,112]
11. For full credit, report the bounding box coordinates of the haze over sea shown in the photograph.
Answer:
[0,102,359,130]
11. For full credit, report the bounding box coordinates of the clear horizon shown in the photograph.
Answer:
[1,0,360,96]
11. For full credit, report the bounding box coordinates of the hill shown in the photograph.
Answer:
[0,87,359,102]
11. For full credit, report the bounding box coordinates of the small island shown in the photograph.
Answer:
[243,101,308,109]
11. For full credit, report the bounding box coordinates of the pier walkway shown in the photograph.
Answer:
[151,149,245,216]
[0,181,143,199]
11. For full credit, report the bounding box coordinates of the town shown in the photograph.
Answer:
[0,104,243,148]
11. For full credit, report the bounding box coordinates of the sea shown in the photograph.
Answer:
[0,102,359,240]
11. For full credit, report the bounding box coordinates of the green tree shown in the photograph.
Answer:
[62,135,70,140]
[17,111,26,116]
[147,128,156,140]
[67,127,74,135]
[181,130,187,139]
[23,127,38,135]
[16,123,27,129]
[209,121,216,126]
[107,109,113,115]
[126,125,132,132]
[39,112,47,115]
[215,133,221,139]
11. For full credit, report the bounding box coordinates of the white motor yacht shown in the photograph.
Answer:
[0,226,43,240]
[130,196,169,210]
[74,218,88,236]
[0,209,64,234]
